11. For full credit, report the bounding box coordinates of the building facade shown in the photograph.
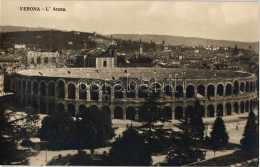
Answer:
[26,51,59,69]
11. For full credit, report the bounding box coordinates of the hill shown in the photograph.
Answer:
[0,25,57,32]
[110,34,259,51]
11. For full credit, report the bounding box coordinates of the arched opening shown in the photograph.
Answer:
[246,82,249,92]
[233,81,239,95]
[245,101,249,112]
[114,85,124,99]
[126,106,135,120]
[164,85,172,97]
[114,106,123,119]
[250,82,253,92]
[40,82,46,96]
[79,105,87,116]
[186,85,194,98]
[234,102,239,114]
[207,85,215,98]
[175,106,183,119]
[33,81,38,95]
[217,104,223,116]
[90,85,99,101]
[175,85,184,98]
[68,83,76,99]
[226,103,232,116]
[27,97,31,106]
[185,106,194,117]
[37,57,41,64]
[27,81,31,94]
[217,84,224,96]
[79,84,87,100]
[250,100,253,112]
[127,84,136,98]
[57,103,65,113]
[150,83,161,98]
[207,105,214,117]
[40,101,46,114]
[197,84,205,97]
[32,99,38,112]
[57,80,65,98]
[48,82,55,97]
[240,82,245,93]
[102,85,111,101]
[44,57,48,64]
[48,102,55,115]
[225,83,232,96]
[102,106,111,118]
[138,85,149,98]
[240,101,244,113]
[21,80,26,107]
[163,106,172,120]
[30,57,34,64]
[68,104,75,117]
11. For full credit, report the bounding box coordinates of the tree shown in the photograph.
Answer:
[106,125,152,166]
[166,114,205,166]
[240,111,258,152]
[190,100,205,141]
[76,106,115,149]
[0,102,26,164]
[39,111,76,149]
[20,105,39,147]
[137,91,171,153]
[209,113,229,154]
[69,150,95,166]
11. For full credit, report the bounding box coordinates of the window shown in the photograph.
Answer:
[103,61,107,67]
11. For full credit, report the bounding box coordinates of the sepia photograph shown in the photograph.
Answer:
[0,0,259,166]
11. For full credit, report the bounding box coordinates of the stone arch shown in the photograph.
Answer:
[32,98,38,112]
[240,82,245,92]
[27,80,31,94]
[250,81,253,92]
[138,85,149,98]
[79,84,87,100]
[114,106,123,119]
[240,101,245,113]
[57,103,65,112]
[48,81,56,97]
[40,81,46,96]
[114,84,124,99]
[246,82,249,92]
[234,102,239,114]
[57,80,65,98]
[126,106,135,120]
[245,100,249,112]
[175,106,183,119]
[207,105,214,117]
[68,104,75,117]
[90,84,99,101]
[48,102,55,115]
[150,83,161,98]
[207,84,215,98]
[217,104,223,116]
[163,106,172,120]
[102,106,111,118]
[217,84,224,96]
[68,83,76,99]
[79,105,87,116]
[164,85,173,97]
[32,80,38,95]
[127,84,136,98]
[225,83,232,96]
[186,85,195,98]
[226,103,232,116]
[175,85,184,98]
[197,84,205,97]
[233,80,239,95]
[40,100,47,114]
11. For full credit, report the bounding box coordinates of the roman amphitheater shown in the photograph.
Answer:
[14,68,257,120]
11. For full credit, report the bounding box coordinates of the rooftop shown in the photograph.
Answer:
[17,68,254,80]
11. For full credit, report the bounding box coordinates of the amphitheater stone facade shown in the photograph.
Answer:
[14,68,258,120]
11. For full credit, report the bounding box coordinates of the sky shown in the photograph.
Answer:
[1,1,259,42]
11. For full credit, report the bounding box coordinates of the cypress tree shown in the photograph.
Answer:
[190,100,205,141]
[240,111,258,151]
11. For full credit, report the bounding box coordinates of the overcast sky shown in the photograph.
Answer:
[1,1,259,42]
